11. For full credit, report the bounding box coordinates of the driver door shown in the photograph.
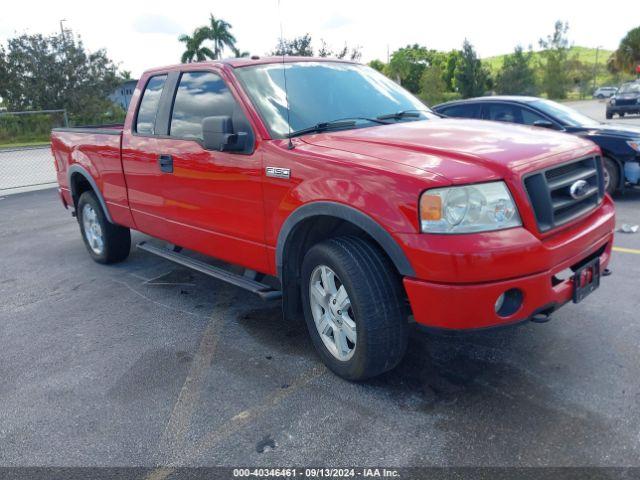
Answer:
[154,70,269,273]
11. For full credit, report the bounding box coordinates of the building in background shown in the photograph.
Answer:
[109,80,138,110]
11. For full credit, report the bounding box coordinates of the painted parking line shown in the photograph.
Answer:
[613,246,640,255]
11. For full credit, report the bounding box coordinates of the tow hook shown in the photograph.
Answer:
[531,312,551,323]
[602,268,612,277]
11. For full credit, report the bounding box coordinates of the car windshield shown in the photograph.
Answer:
[530,99,600,127]
[235,61,434,138]
[618,83,640,94]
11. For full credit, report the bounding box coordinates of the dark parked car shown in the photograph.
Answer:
[606,82,640,119]
[433,96,640,194]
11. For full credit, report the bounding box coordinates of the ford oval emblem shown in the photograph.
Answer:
[569,179,589,200]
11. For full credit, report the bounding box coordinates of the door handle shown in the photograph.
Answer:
[158,154,173,173]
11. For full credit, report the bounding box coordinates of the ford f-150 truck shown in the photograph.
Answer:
[51,57,615,380]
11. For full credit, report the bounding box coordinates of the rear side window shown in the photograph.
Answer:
[440,104,481,119]
[170,71,238,140]
[136,75,167,135]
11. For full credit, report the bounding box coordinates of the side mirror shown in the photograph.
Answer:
[202,115,247,152]
[532,120,558,130]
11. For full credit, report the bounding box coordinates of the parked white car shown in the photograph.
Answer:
[593,86,618,99]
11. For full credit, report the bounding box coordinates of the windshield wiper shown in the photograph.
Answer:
[376,109,428,121]
[287,117,389,138]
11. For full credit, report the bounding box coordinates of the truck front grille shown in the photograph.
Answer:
[523,156,604,232]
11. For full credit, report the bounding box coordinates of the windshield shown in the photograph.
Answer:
[235,62,434,138]
[530,99,600,127]
[619,83,640,94]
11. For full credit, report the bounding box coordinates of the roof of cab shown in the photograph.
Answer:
[143,56,357,75]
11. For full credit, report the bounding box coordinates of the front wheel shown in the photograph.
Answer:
[301,236,408,381]
[606,111,613,120]
[602,157,620,195]
[77,191,131,264]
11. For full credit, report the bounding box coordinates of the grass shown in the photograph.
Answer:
[0,138,51,149]
[483,46,616,86]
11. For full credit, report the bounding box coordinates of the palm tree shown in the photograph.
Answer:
[231,46,250,58]
[178,27,214,63]
[207,14,237,59]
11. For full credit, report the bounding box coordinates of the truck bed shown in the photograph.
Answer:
[51,124,133,228]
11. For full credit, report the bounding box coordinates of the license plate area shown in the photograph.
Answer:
[573,257,600,303]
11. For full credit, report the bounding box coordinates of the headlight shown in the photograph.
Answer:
[420,181,522,233]
[610,98,616,105]
[628,140,640,152]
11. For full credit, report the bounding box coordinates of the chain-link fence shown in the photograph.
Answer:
[0,110,67,194]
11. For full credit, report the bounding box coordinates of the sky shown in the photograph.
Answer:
[1,0,638,78]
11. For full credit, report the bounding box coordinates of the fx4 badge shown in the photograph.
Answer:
[265,167,291,179]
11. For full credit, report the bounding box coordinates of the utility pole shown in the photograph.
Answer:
[592,45,602,92]
[59,19,67,40]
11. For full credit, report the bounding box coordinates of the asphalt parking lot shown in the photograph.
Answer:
[1,100,639,470]
[1,189,639,470]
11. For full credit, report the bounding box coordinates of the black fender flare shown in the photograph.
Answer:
[67,164,114,223]
[275,201,415,279]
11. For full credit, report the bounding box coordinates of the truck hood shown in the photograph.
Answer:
[300,118,597,183]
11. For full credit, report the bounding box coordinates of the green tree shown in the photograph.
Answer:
[609,26,640,74]
[272,34,314,56]
[495,46,537,95]
[419,66,447,105]
[388,44,438,93]
[0,32,120,121]
[178,27,214,63]
[538,21,571,99]
[207,15,237,59]
[317,39,362,61]
[231,46,250,58]
[454,40,489,98]
[368,59,387,73]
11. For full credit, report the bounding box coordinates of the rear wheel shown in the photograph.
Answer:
[77,191,131,264]
[300,236,408,381]
[602,157,619,195]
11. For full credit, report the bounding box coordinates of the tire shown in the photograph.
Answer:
[606,111,613,120]
[300,236,408,381]
[619,112,625,118]
[77,191,131,264]
[602,157,619,195]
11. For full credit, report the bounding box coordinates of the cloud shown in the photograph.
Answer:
[322,14,353,30]
[132,14,184,35]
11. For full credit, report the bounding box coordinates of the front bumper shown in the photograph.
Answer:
[607,104,640,114]
[401,198,615,330]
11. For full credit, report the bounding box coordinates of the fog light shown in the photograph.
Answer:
[495,288,523,317]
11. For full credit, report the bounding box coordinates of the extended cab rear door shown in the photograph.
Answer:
[122,72,173,240]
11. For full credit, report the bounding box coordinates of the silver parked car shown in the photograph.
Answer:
[593,86,618,99]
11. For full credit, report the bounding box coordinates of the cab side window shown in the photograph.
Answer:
[170,71,238,140]
[136,75,168,135]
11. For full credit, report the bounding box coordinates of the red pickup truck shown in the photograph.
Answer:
[52,57,615,380]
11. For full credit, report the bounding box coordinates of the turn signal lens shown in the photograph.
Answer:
[420,194,442,221]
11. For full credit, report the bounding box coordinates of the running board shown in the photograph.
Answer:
[136,241,282,301]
